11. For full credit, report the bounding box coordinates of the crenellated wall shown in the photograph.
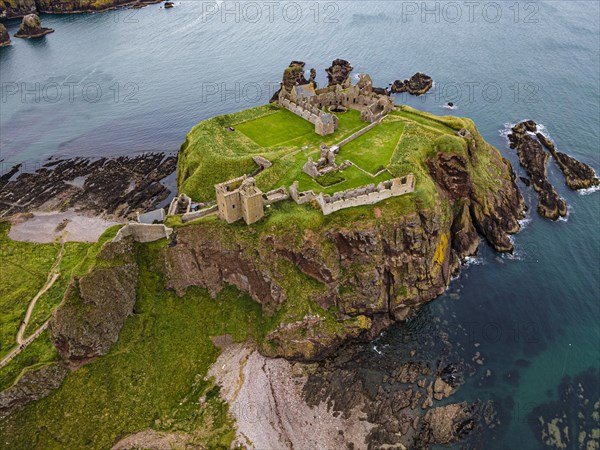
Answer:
[315,175,415,215]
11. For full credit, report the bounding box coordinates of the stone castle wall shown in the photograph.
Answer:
[289,181,316,205]
[181,205,218,223]
[336,120,381,148]
[315,175,415,215]
[113,223,173,243]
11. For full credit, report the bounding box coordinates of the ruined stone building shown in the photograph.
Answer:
[277,73,394,135]
[215,175,264,225]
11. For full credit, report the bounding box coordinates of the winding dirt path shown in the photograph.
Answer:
[0,243,64,369]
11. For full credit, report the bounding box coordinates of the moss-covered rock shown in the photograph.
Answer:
[48,240,139,369]
[14,14,54,38]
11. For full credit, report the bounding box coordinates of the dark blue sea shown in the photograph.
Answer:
[1,2,598,448]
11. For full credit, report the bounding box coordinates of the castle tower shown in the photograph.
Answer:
[215,176,245,223]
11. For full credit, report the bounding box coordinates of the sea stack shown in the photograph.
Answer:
[14,14,55,39]
[0,23,11,47]
[391,72,433,95]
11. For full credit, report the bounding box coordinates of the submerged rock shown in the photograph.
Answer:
[528,367,600,450]
[0,23,11,47]
[14,14,54,39]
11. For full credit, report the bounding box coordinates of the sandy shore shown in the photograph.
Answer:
[208,342,374,449]
[8,211,121,243]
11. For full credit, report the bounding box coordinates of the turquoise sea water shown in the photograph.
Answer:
[1,2,598,448]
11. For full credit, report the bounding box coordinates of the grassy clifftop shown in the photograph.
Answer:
[177,103,507,224]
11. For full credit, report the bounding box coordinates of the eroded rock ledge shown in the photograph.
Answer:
[0,153,176,220]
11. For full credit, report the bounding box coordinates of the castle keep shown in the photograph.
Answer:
[215,175,265,225]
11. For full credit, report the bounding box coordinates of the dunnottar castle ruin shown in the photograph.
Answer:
[278,73,394,136]
[124,62,416,239]
[206,69,413,225]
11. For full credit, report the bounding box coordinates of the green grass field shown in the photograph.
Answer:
[0,223,122,391]
[0,240,270,449]
[338,119,405,174]
[0,222,60,359]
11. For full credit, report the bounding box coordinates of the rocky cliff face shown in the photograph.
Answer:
[0,0,133,19]
[0,363,68,419]
[163,126,523,361]
[49,240,139,370]
[0,0,36,19]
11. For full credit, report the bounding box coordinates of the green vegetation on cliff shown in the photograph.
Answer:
[0,237,270,449]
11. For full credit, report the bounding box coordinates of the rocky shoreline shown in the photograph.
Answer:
[0,153,176,220]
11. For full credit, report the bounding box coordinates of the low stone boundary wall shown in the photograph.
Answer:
[181,204,218,223]
[336,120,381,148]
[113,223,173,243]
[315,175,415,215]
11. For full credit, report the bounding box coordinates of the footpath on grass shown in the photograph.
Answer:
[0,243,64,369]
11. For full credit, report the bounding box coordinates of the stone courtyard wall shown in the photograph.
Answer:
[181,205,218,223]
[113,223,173,243]
[315,175,415,215]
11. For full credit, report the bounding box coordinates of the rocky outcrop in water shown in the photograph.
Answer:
[14,14,54,38]
[391,72,433,96]
[49,240,139,369]
[509,122,569,220]
[326,58,353,86]
[0,153,176,220]
[510,120,599,191]
[0,363,68,419]
[534,132,600,190]
[270,60,316,102]
[0,23,11,46]
[517,135,567,220]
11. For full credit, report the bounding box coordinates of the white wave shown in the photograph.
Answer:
[579,184,600,195]
[372,344,383,355]
[519,215,532,230]
[442,103,457,110]
[558,205,571,222]
[499,122,516,140]
[462,256,484,266]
